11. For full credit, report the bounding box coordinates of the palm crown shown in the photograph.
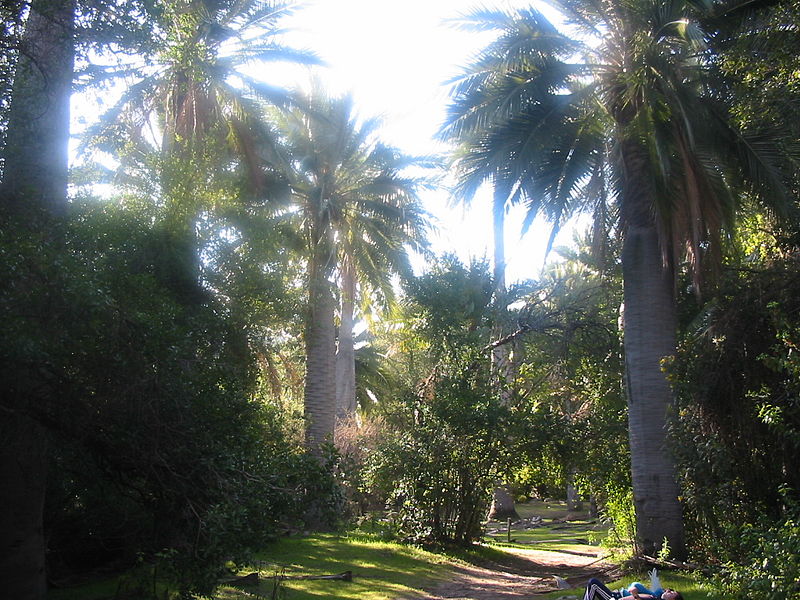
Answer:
[84,0,316,204]
[444,0,790,286]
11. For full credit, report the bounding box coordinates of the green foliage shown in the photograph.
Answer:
[712,507,800,599]
[1,203,337,597]
[404,255,494,353]
[365,371,509,546]
[511,242,629,511]
[352,258,512,546]
[670,260,800,548]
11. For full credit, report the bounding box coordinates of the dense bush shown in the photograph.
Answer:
[712,506,800,600]
[669,263,800,546]
[364,366,510,546]
[667,258,800,595]
[1,204,337,597]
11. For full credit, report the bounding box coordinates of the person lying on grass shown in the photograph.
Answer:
[582,577,684,600]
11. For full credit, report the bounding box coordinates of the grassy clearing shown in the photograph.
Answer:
[215,533,458,600]
[484,500,611,551]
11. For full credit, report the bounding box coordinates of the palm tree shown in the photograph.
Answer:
[442,2,794,558]
[82,0,314,297]
[447,91,532,522]
[274,89,429,451]
[334,151,429,427]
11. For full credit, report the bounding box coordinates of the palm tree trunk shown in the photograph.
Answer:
[620,138,686,560]
[566,470,582,511]
[488,181,520,521]
[0,1,74,597]
[0,0,74,216]
[335,261,357,426]
[492,182,507,294]
[487,487,518,521]
[304,259,337,453]
[491,181,514,402]
[0,416,48,600]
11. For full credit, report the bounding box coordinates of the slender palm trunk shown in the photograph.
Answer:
[489,181,521,398]
[619,138,686,559]
[335,261,357,426]
[0,1,74,597]
[566,469,582,511]
[491,183,514,400]
[492,183,507,295]
[304,257,337,452]
[487,182,520,521]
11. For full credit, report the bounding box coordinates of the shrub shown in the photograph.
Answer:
[364,372,509,546]
[713,511,800,599]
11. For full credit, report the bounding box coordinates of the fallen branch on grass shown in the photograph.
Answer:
[284,570,353,581]
[224,570,354,585]
[639,555,713,575]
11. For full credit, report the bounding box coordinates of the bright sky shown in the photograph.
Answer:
[274,0,574,284]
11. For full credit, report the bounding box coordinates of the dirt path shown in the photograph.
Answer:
[420,544,621,600]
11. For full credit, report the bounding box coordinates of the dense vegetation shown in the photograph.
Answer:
[1,0,799,599]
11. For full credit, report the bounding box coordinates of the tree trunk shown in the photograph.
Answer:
[620,138,686,560]
[335,261,357,426]
[304,260,337,453]
[487,487,519,521]
[0,1,74,597]
[0,415,48,600]
[0,0,75,217]
[490,181,516,399]
[492,182,507,295]
[488,180,520,521]
[566,471,582,512]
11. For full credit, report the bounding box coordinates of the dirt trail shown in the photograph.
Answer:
[420,544,621,600]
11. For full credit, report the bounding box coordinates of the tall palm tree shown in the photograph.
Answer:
[274,90,429,451]
[334,149,429,427]
[447,92,531,522]
[83,0,313,296]
[442,2,794,558]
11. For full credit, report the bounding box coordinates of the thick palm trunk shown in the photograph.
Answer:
[0,416,48,600]
[0,1,74,597]
[0,0,74,216]
[620,139,686,559]
[304,260,337,452]
[335,262,357,426]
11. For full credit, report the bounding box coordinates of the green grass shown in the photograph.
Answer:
[217,531,723,600]
[215,532,459,600]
